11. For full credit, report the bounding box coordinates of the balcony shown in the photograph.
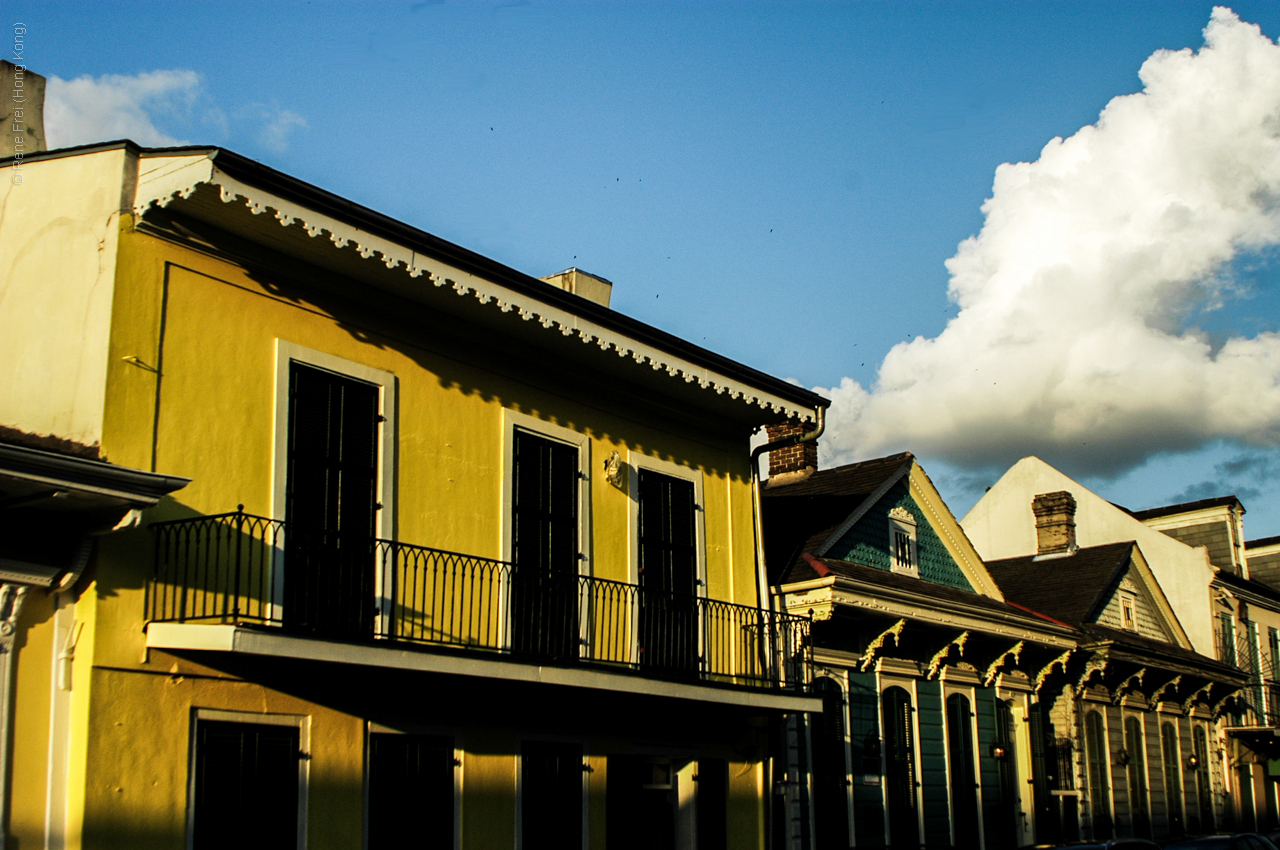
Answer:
[145,510,811,703]
[1216,626,1280,726]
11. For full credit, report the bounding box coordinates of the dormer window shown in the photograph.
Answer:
[889,507,918,577]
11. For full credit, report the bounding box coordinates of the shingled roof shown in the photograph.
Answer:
[984,541,1137,627]
[761,452,913,583]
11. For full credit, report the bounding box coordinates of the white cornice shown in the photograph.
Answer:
[131,153,817,422]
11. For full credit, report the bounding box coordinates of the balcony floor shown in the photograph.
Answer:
[145,622,822,713]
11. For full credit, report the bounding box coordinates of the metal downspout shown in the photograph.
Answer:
[750,407,826,648]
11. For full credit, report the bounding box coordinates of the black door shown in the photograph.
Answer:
[947,693,980,846]
[193,720,300,850]
[882,687,919,848]
[511,431,580,659]
[637,470,698,675]
[522,741,583,849]
[368,733,454,850]
[284,362,379,637]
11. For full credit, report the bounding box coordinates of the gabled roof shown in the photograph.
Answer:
[985,541,1191,649]
[763,452,1000,598]
[985,542,1136,627]
[764,452,911,499]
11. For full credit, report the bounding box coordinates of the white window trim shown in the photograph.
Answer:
[364,722,462,850]
[514,737,590,850]
[888,508,918,578]
[272,340,398,630]
[187,708,311,850]
[626,451,707,592]
[941,683,986,850]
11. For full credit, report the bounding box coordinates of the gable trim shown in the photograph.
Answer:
[906,464,1003,600]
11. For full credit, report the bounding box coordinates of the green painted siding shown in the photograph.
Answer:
[848,672,885,847]
[825,481,975,591]
[917,680,951,846]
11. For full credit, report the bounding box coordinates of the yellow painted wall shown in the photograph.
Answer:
[94,219,759,673]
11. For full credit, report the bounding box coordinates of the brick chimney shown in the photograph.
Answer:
[766,421,817,485]
[1033,491,1077,555]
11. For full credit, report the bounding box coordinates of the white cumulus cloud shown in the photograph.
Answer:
[44,69,307,154]
[820,7,1280,477]
[45,69,202,148]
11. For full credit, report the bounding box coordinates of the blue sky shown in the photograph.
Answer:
[18,1,1280,535]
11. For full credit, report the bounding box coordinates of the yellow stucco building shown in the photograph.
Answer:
[0,141,827,850]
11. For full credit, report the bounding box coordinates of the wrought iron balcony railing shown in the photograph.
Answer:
[147,509,810,692]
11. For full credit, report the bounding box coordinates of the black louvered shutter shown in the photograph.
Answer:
[511,430,579,658]
[637,471,698,675]
[368,733,454,849]
[521,742,584,849]
[193,721,300,850]
[285,362,379,635]
[637,471,696,596]
[883,686,919,848]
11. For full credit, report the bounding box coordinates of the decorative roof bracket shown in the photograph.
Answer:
[984,640,1025,687]
[859,618,907,672]
[1112,667,1148,705]
[927,631,969,680]
[1034,649,1073,693]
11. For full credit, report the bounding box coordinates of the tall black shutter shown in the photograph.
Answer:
[882,686,919,849]
[368,733,454,850]
[637,471,696,596]
[284,362,379,636]
[511,430,579,658]
[193,720,300,850]
[522,741,583,849]
[946,693,979,846]
[637,470,698,675]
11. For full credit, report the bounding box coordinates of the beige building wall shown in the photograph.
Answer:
[0,148,129,447]
[962,456,1217,655]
